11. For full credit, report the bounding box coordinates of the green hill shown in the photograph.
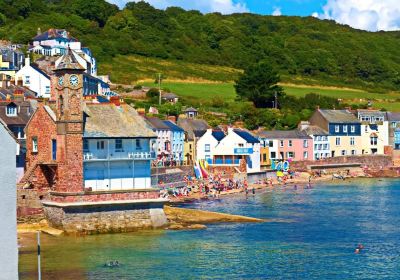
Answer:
[2,1,400,91]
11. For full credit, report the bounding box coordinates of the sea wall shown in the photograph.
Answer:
[151,165,194,185]
[43,202,167,235]
[291,155,393,171]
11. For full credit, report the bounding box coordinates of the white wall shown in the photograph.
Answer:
[0,124,18,280]
[15,63,50,98]
[196,129,219,162]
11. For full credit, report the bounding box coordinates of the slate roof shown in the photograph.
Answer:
[387,112,400,122]
[145,117,170,130]
[163,120,184,132]
[212,130,225,141]
[55,48,85,71]
[193,130,207,138]
[233,129,259,143]
[177,118,209,140]
[0,101,34,126]
[301,125,329,136]
[162,92,178,100]
[31,64,50,79]
[0,85,37,100]
[256,129,312,139]
[83,104,156,138]
[318,109,360,123]
[184,107,198,112]
[33,29,77,42]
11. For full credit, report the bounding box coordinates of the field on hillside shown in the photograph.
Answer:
[100,55,241,84]
[140,81,400,110]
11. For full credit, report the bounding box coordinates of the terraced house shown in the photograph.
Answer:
[310,109,362,157]
[356,109,389,155]
[197,128,261,173]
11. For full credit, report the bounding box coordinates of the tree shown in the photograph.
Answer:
[234,62,284,108]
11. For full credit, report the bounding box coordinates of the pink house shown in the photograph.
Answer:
[256,129,313,161]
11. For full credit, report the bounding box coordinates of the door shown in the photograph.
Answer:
[52,139,57,161]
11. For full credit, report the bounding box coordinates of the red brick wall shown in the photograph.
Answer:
[49,190,160,203]
[25,104,57,190]
[290,155,393,171]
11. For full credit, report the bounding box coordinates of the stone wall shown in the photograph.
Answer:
[291,155,393,171]
[44,202,167,235]
[151,165,194,185]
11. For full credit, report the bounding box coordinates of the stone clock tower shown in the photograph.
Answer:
[52,49,86,193]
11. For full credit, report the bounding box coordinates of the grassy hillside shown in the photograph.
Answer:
[2,1,400,91]
[101,55,240,83]
[141,81,400,111]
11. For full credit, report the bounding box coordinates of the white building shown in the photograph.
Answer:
[15,57,51,98]
[31,29,97,76]
[197,128,261,173]
[0,120,18,280]
[298,122,331,160]
[357,110,389,155]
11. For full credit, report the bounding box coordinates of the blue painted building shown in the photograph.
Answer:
[163,120,185,163]
[83,104,157,191]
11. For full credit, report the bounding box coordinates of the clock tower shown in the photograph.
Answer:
[52,48,86,193]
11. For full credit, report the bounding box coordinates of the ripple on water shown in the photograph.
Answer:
[19,179,400,279]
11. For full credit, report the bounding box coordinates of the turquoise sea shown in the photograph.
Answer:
[19,179,400,279]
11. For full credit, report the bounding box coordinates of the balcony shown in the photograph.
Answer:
[83,151,156,162]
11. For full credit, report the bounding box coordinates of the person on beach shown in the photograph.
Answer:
[252,187,255,195]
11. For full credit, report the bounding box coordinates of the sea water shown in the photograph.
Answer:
[19,179,400,279]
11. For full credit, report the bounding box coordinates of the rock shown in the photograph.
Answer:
[164,206,265,224]
[187,224,207,230]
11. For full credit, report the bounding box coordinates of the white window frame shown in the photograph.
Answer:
[350,137,355,146]
[97,140,105,150]
[205,144,210,152]
[335,125,339,133]
[6,105,17,116]
[351,125,355,133]
[280,140,284,147]
[32,137,38,152]
[336,137,341,146]
[303,151,308,159]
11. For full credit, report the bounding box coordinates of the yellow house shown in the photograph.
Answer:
[310,109,362,157]
[0,56,17,78]
[260,146,270,167]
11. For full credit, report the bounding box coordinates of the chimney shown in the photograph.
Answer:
[24,56,30,67]
[167,115,176,123]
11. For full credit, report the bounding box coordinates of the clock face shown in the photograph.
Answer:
[69,75,79,87]
[58,76,64,87]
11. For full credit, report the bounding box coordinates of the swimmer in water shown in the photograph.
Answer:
[355,248,360,254]
[357,244,364,250]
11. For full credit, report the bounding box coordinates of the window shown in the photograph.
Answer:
[351,150,356,155]
[370,136,378,145]
[343,125,348,133]
[32,137,38,152]
[280,140,284,147]
[314,144,318,150]
[324,144,329,150]
[365,126,368,132]
[6,105,17,116]
[335,125,339,132]
[270,152,276,159]
[83,139,89,152]
[238,143,244,147]
[303,151,308,159]
[303,140,308,148]
[136,139,142,150]
[341,150,346,156]
[392,122,397,128]
[287,152,294,158]
[205,144,210,152]
[115,139,123,151]
[97,140,105,150]
[351,125,355,133]
[269,141,273,147]
[318,144,322,150]
[316,136,320,141]
[336,137,341,145]
[25,76,30,84]
[262,154,267,161]
[288,140,293,147]
[350,137,355,146]
[45,86,50,93]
